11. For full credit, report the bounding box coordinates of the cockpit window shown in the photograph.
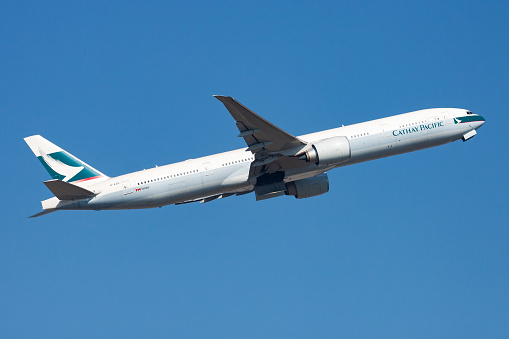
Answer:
[466,111,473,115]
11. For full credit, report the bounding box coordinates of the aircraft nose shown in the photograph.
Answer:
[476,115,485,129]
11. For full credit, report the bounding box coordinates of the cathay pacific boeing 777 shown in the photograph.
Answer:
[25,96,485,217]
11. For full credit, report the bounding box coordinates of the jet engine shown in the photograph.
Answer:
[285,173,329,199]
[298,136,351,165]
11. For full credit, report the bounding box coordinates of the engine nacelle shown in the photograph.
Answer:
[299,136,351,165]
[285,173,329,199]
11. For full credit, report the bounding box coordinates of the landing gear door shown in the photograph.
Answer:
[122,180,133,195]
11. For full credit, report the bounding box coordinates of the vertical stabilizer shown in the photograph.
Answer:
[24,135,108,184]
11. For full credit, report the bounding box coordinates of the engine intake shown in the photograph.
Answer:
[299,136,351,165]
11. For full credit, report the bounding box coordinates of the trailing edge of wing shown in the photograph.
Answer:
[213,95,305,154]
[43,179,97,200]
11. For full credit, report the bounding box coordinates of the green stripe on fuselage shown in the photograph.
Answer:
[455,115,485,124]
[68,168,100,182]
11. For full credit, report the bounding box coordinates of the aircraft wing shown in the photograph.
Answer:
[214,96,308,175]
[214,96,305,153]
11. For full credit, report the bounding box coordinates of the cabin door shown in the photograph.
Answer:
[203,162,214,176]
[380,124,391,137]
[122,180,133,195]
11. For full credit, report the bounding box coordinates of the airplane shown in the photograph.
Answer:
[24,96,485,217]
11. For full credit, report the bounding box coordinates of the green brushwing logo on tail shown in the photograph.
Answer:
[37,149,102,183]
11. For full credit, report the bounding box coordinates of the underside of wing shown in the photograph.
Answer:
[175,192,237,205]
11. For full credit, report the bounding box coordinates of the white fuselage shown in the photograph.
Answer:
[43,108,484,211]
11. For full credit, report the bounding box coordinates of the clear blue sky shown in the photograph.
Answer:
[1,1,508,338]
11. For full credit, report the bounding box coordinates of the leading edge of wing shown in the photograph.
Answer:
[213,95,305,154]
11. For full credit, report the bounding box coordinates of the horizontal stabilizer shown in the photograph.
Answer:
[29,209,58,218]
[44,179,97,200]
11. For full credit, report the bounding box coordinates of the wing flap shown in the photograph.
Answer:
[43,179,97,200]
